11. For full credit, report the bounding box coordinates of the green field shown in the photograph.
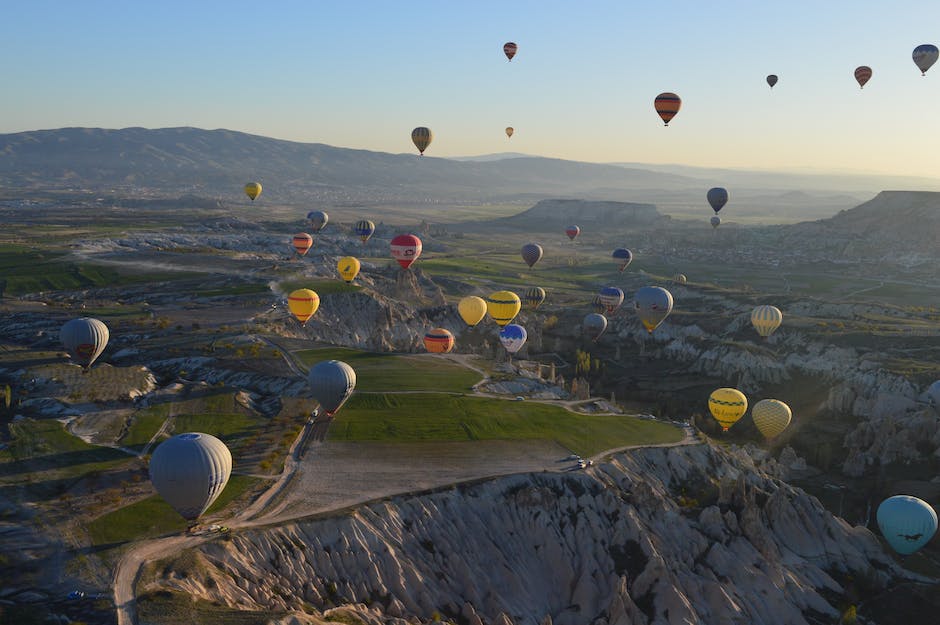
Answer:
[295,347,482,392]
[328,393,684,456]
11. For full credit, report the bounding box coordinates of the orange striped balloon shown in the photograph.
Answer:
[292,233,313,256]
[654,92,682,126]
[854,66,872,89]
[423,328,455,353]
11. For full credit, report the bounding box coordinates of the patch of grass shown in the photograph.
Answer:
[329,393,683,456]
[195,283,270,297]
[277,278,361,296]
[137,589,279,625]
[119,412,169,451]
[295,348,481,392]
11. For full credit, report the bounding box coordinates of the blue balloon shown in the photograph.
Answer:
[612,248,633,271]
[498,323,527,354]
[707,187,728,213]
[877,495,938,555]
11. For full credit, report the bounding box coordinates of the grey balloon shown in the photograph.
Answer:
[521,243,543,268]
[149,432,232,521]
[710,215,721,229]
[60,317,109,370]
[583,313,608,342]
[634,286,674,333]
[307,210,329,233]
[307,360,357,416]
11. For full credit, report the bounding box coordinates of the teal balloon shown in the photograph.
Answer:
[876,495,938,555]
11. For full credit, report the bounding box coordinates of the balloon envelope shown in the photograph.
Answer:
[751,305,783,338]
[654,92,681,125]
[583,313,608,341]
[854,66,872,88]
[337,256,361,283]
[877,495,938,555]
[710,216,721,229]
[634,286,673,333]
[306,210,328,233]
[565,225,580,241]
[612,248,633,271]
[60,318,109,370]
[424,328,455,354]
[674,274,687,284]
[521,243,543,268]
[598,287,624,314]
[766,74,778,88]
[411,127,433,154]
[926,380,940,406]
[149,432,232,521]
[307,360,356,416]
[709,388,748,431]
[707,187,729,213]
[524,287,546,310]
[292,233,314,257]
[503,42,517,61]
[913,44,939,75]
[244,182,262,201]
[505,127,514,138]
[486,291,522,326]
[354,220,376,243]
[499,323,527,353]
[752,399,792,439]
[288,289,320,325]
[458,296,488,326]
[390,234,422,269]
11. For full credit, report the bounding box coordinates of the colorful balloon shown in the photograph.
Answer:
[149,432,232,521]
[598,287,624,314]
[583,313,608,342]
[590,295,606,314]
[709,388,748,431]
[707,187,728,213]
[913,44,939,75]
[766,74,778,88]
[307,360,356,416]
[390,234,422,269]
[412,127,433,155]
[354,219,375,243]
[292,233,314,257]
[565,225,580,241]
[654,92,681,126]
[306,210,328,233]
[524,286,546,310]
[751,399,792,440]
[505,127,514,138]
[486,290,521,326]
[424,328,455,354]
[634,286,673,333]
[877,495,938,555]
[60,317,109,371]
[499,323,527,354]
[337,256,361,283]
[458,296,488,327]
[674,274,687,284]
[613,248,633,272]
[503,42,517,61]
[751,305,783,338]
[244,182,262,201]
[288,289,320,326]
[854,66,872,88]
[521,243,543,268]
[710,216,721,229]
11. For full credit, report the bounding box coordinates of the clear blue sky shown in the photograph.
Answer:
[3,1,939,178]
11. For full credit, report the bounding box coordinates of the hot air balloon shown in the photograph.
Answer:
[926,380,940,406]
[288,289,320,326]
[505,127,514,138]
[499,323,527,354]
[292,233,314,257]
[307,360,356,416]
[854,66,872,88]
[565,225,580,241]
[877,495,938,555]
[634,286,673,333]
[458,296,488,327]
[766,74,778,88]
[708,388,748,431]
[149,432,232,521]
[590,295,606,314]
[598,287,624,314]
[751,305,783,338]
[707,187,728,213]
[354,220,376,244]
[486,290,521,326]
[61,317,109,372]
[391,234,422,269]
[521,243,543,268]
[524,286,546,310]
[654,92,681,126]
[674,274,687,284]
[710,216,721,229]
[424,328,455,353]
[306,210,328,233]
[751,399,792,440]
[913,44,939,75]
[503,42,517,61]
[337,256,361,283]
[613,248,633,272]
[244,182,262,201]
[583,313,608,342]
[412,127,433,155]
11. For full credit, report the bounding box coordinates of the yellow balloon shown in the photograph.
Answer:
[287,289,319,325]
[458,296,487,327]
[708,388,748,431]
[751,399,792,440]
[486,290,521,326]
[751,305,782,338]
[244,182,262,201]
[337,256,361,283]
